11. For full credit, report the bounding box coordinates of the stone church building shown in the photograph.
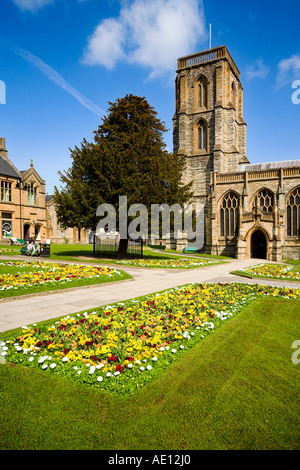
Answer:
[173,46,300,260]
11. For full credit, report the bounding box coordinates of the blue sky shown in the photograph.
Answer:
[0,0,300,194]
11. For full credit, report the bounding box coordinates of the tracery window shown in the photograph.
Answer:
[252,189,274,213]
[220,192,240,237]
[287,187,300,237]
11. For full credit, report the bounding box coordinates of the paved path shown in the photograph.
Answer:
[0,256,299,332]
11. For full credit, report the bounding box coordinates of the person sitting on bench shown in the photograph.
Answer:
[26,240,36,256]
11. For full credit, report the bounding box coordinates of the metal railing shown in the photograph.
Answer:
[93,235,143,258]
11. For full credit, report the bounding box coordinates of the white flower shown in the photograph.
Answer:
[180,345,184,349]
[89,366,96,374]
[62,356,69,362]
[171,349,177,354]
[152,356,158,361]
[42,364,48,370]
[114,371,120,376]
[50,363,56,369]
[127,363,133,369]
[73,366,78,370]
[106,372,112,377]
[146,365,152,370]
[140,366,145,371]
[28,356,34,362]
[97,376,103,382]
[159,347,165,351]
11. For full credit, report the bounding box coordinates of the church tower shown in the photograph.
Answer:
[173,46,249,203]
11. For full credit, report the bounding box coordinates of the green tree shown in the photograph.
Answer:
[54,94,193,257]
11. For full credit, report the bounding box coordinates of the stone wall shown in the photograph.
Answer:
[209,167,300,260]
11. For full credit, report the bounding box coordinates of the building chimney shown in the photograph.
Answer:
[0,137,8,159]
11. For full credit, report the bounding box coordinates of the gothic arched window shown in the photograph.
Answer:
[252,189,274,213]
[220,192,240,237]
[287,187,300,237]
[197,120,207,151]
[198,77,208,109]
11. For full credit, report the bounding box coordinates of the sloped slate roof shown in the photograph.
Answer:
[245,160,300,171]
[0,155,21,178]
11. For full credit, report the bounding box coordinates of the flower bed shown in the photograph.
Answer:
[113,257,223,269]
[2,282,300,395]
[0,260,123,293]
[0,248,16,254]
[235,263,300,281]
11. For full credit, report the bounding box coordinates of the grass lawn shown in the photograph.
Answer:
[0,243,226,269]
[0,295,299,450]
[51,244,185,262]
[0,260,132,299]
[163,249,233,260]
[0,243,192,262]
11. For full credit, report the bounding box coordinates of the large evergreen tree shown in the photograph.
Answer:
[54,94,193,256]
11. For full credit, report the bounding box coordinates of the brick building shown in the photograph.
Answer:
[0,138,91,245]
[0,137,47,242]
[173,46,300,260]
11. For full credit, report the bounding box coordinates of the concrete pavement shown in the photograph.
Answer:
[0,256,299,332]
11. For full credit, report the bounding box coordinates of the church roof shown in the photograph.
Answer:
[0,155,21,179]
[245,160,300,171]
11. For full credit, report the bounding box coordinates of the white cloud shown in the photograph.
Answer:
[11,0,88,12]
[83,18,127,69]
[82,0,206,78]
[11,0,54,12]
[277,54,300,86]
[245,58,269,81]
[16,48,104,116]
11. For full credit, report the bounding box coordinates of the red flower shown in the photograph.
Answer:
[108,355,118,362]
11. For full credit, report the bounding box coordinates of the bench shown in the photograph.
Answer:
[20,244,40,256]
[183,247,200,253]
[10,238,26,245]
